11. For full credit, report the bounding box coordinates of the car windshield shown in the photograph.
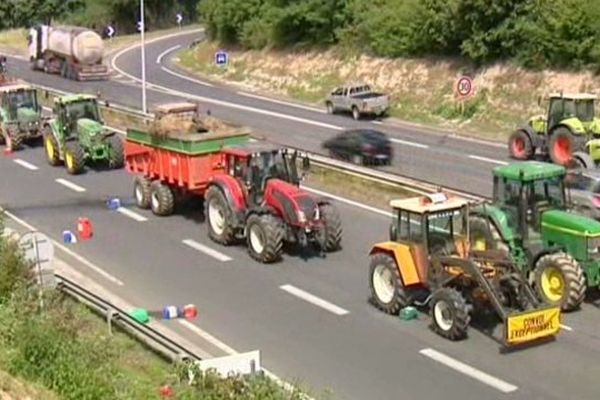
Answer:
[8,89,37,109]
[65,99,100,122]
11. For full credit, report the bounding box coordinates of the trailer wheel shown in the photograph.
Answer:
[107,135,124,169]
[246,213,284,263]
[319,203,342,251]
[133,176,152,209]
[64,141,85,174]
[44,132,61,166]
[430,288,471,341]
[205,186,236,245]
[150,181,175,216]
[369,252,411,314]
[533,252,585,311]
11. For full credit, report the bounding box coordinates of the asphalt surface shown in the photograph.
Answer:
[4,31,600,400]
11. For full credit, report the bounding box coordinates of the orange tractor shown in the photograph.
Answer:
[369,192,561,345]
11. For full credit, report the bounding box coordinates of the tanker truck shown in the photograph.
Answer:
[28,25,109,81]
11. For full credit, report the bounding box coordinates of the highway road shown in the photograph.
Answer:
[4,30,600,400]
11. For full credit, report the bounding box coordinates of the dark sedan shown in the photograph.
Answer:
[322,129,393,166]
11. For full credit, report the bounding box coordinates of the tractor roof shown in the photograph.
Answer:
[56,94,97,104]
[390,193,469,214]
[224,142,284,157]
[154,102,197,115]
[494,161,565,181]
[548,92,597,100]
[0,83,32,93]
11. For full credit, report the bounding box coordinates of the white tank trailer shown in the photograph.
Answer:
[28,25,109,81]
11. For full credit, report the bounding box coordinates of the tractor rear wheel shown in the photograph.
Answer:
[508,130,534,160]
[64,141,85,174]
[205,186,236,245]
[549,127,576,165]
[429,288,471,341]
[319,203,342,252]
[246,213,284,263]
[133,176,151,209]
[468,216,510,255]
[107,135,124,169]
[150,181,175,216]
[44,132,61,166]
[369,253,411,314]
[533,252,585,311]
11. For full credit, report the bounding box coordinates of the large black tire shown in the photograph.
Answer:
[0,126,5,145]
[508,130,534,160]
[205,186,236,245]
[548,126,577,166]
[319,203,342,252]
[64,141,86,174]
[533,252,586,311]
[246,213,284,263]
[325,101,335,114]
[44,132,61,166]
[468,215,510,255]
[107,135,124,169]
[429,287,471,341]
[352,106,361,121]
[133,176,152,209]
[149,180,175,216]
[8,134,23,151]
[369,252,411,314]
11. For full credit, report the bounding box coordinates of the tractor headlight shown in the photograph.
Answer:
[297,210,307,223]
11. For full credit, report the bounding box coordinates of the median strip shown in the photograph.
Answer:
[279,284,349,316]
[55,178,86,192]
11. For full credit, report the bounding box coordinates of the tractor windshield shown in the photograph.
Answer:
[65,100,100,122]
[249,150,300,190]
[7,89,37,112]
[526,177,566,209]
[575,99,594,122]
[426,207,467,255]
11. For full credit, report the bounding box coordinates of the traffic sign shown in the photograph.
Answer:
[19,232,54,271]
[106,25,115,38]
[215,50,228,67]
[176,13,183,25]
[456,76,474,98]
[137,20,144,32]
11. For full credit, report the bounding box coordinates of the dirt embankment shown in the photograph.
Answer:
[178,42,600,141]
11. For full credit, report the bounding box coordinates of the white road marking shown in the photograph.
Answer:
[160,66,214,87]
[560,323,573,331]
[237,91,325,113]
[372,121,383,125]
[55,178,86,192]
[301,186,393,217]
[13,158,39,170]
[279,284,349,316]
[182,239,232,262]
[468,155,509,166]
[156,44,182,64]
[1,209,124,286]
[389,138,429,149]
[419,348,518,393]
[116,207,148,222]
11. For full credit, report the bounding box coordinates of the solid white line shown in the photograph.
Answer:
[182,239,232,262]
[237,91,325,113]
[156,44,181,64]
[116,207,148,222]
[301,186,393,217]
[279,284,349,316]
[2,209,124,286]
[13,158,39,170]
[420,348,518,393]
[55,178,86,192]
[468,155,509,166]
[160,66,214,87]
[389,138,429,149]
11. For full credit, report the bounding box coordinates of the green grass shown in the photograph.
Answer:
[0,29,28,55]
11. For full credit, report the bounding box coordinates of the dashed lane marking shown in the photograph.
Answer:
[279,284,349,316]
[55,178,86,192]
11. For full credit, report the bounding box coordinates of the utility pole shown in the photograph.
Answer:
[140,0,147,114]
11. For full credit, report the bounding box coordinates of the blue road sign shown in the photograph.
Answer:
[215,50,228,67]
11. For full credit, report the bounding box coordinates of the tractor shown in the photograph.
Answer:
[469,161,600,312]
[43,94,123,174]
[508,92,600,167]
[369,192,561,345]
[0,80,44,151]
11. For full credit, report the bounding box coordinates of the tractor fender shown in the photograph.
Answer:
[553,119,586,136]
[369,242,424,286]
[470,205,516,243]
[516,125,541,148]
[208,175,246,224]
[530,246,565,268]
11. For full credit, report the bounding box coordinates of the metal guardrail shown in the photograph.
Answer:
[55,273,202,363]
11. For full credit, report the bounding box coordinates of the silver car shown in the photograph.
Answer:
[564,169,600,219]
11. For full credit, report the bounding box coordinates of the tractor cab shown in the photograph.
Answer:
[54,95,102,137]
[0,84,40,121]
[544,93,596,129]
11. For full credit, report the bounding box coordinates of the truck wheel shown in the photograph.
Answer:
[64,142,85,174]
[430,287,471,341]
[319,203,342,251]
[549,127,576,165]
[246,213,284,263]
[533,252,585,311]
[107,135,124,169]
[205,186,236,245]
[352,106,361,121]
[133,176,152,209]
[508,130,533,160]
[326,102,334,114]
[44,133,61,166]
[468,216,510,255]
[369,252,411,314]
[150,181,175,216]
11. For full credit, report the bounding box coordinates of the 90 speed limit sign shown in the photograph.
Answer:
[455,76,474,99]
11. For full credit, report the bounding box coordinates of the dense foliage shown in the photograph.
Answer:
[199,0,600,69]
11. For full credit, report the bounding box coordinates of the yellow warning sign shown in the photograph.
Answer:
[506,307,561,345]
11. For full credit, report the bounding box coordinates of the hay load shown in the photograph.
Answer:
[149,102,241,137]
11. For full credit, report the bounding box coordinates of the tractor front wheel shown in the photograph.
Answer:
[150,181,175,216]
[107,135,124,169]
[44,132,61,166]
[508,130,534,160]
[429,288,471,341]
[246,213,284,263]
[319,203,342,252]
[533,253,585,311]
[64,141,85,174]
[133,176,152,209]
[205,186,236,245]
[549,127,576,165]
[369,252,411,314]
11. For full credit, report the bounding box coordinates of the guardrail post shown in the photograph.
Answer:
[106,308,115,335]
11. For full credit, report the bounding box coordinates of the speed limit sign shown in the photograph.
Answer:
[456,76,474,98]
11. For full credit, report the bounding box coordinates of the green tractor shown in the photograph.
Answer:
[0,81,44,151]
[43,94,123,174]
[469,161,600,312]
[508,93,600,168]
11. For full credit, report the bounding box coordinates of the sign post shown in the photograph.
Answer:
[19,231,56,307]
[455,75,474,116]
[139,0,147,114]
[215,50,228,68]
